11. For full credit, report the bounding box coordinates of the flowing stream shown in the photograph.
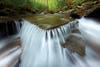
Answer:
[78,17,100,47]
[19,17,100,67]
[0,20,22,39]
[0,20,22,67]
[0,15,100,67]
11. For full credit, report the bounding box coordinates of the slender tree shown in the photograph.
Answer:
[67,0,72,8]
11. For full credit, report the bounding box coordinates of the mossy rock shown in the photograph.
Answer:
[24,14,73,29]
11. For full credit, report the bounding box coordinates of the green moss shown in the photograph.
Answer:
[24,14,72,29]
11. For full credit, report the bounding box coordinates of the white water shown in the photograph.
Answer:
[19,18,100,67]
[0,36,22,67]
[15,21,22,33]
[78,17,100,51]
[19,20,78,67]
[0,20,22,66]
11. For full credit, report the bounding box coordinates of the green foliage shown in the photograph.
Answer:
[0,0,88,13]
[73,0,85,4]
[0,0,27,9]
[29,0,47,11]
[29,0,67,11]
[0,0,32,15]
[29,0,86,11]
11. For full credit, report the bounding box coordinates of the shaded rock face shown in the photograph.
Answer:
[85,7,100,21]
[85,7,100,18]
[70,13,81,19]
[0,20,22,39]
[62,34,85,56]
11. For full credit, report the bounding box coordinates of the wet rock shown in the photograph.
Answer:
[62,34,85,56]
[24,14,73,30]
[70,13,81,19]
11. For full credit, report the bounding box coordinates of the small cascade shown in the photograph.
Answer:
[19,19,86,67]
[78,17,100,53]
[19,17,100,67]
[79,17,100,44]
[0,20,22,39]
[77,17,100,67]
[0,36,22,67]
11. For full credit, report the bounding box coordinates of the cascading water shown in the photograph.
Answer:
[77,17,100,67]
[19,20,79,67]
[0,20,22,39]
[78,17,100,47]
[0,20,22,67]
[19,17,100,67]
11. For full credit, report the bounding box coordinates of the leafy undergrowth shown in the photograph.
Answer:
[0,0,99,19]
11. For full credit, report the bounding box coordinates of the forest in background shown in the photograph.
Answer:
[0,0,100,16]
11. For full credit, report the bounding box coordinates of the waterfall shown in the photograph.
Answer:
[0,35,22,67]
[78,17,100,51]
[0,20,22,39]
[19,20,79,67]
[19,18,100,67]
[0,20,22,66]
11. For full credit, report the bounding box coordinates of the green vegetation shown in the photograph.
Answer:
[0,0,27,9]
[0,0,86,12]
[0,0,99,16]
[73,0,85,4]
[29,0,67,11]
